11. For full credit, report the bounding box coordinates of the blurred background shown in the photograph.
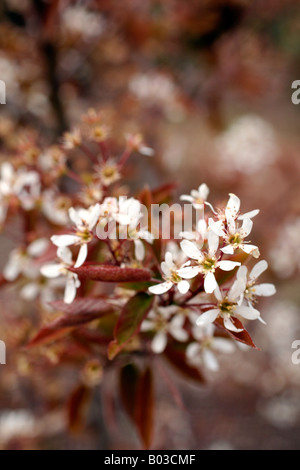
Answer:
[1,0,300,450]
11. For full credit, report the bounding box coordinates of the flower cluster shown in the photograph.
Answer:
[0,113,275,403]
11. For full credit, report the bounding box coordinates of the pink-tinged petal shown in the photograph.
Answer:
[238,209,260,220]
[64,276,77,304]
[180,239,202,260]
[221,245,235,255]
[40,263,62,278]
[208,218,225,237]
[249,260,268,281]
[208,230,219,255]
[235,305,260,320]
[177,280,190,294]
[223,315,243,332]
[148,281,173,295]
[196,309,219,326]
[253,283,276,297]
[51,234,80,247]
[74,243,88,268]
[204,271,217,294]
[202,349,219,371]
[177,265,200,279]
[218,260,241,271]
[151,331,167,353]
[241,244,260,258]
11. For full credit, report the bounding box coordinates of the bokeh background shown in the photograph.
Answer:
[1,0,300,450]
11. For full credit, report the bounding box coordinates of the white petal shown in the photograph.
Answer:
[151,331,167,354]
[64,275,77,304]
[180,240,202,260]
[177,265,200,279]
[236,305,260,320]
[213,285,223,301]
[249,260,268,281]
[223,315,243,332]
[88,204,101,230]
[237,265,248,283]
[204,271,217,294]
[177,280,190,294]
[212,337,236,353]
[253,283,276,297]
[40,263,62,278]
[208,230,219,255]
[68,207,82,228]
[148,281,173,295]
[208,218,225,237]
[202,349,219,371]
[170,325,188,342]
[238,209,260,220]
[228,278,246,302]
[57,246,73,265]
[198,183,209,200]
[221,245,235,255]
[196,309,219,326]
[241,244,260,258]
[186,342,200,361]
[180,195,194,203]
[20,282,40,300]
[134,239,145,261]
[218,260,241,271]
[27,238,49,257]
[51,234,80,247]
[240,218,253,237]
[226,193,240,218]
[74,243,88,268]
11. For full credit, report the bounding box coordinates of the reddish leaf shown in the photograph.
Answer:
[119,364,154,449]
[152,183,177,204]
[119,363,140,421]
[67,384,91,432]
[108,292,153,360]
[27,298,115,348]
[214,317,259,349]
[69,264,151,282]
[26,326,72,348]
[164,343,205,384]
[134,367,154,449]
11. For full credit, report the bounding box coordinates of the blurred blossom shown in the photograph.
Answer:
[214,115,278,175]
[258,392,300,429]
[129,72,184,119]
[0,410,36,442]
[270,218,300,278]
[61,6,106,39]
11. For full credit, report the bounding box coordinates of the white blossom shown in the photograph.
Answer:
[186,324,235,371]
[196,278,261,332]
[40,246,80,304]
[141,306,188,353]
[51,203,101,268]
[148,251,190,295]
[178,232,241,293]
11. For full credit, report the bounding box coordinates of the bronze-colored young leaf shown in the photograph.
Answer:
[214,317,259,350]
[134,366,154,449]
[67,384,91,432]
[69,264,152,282]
